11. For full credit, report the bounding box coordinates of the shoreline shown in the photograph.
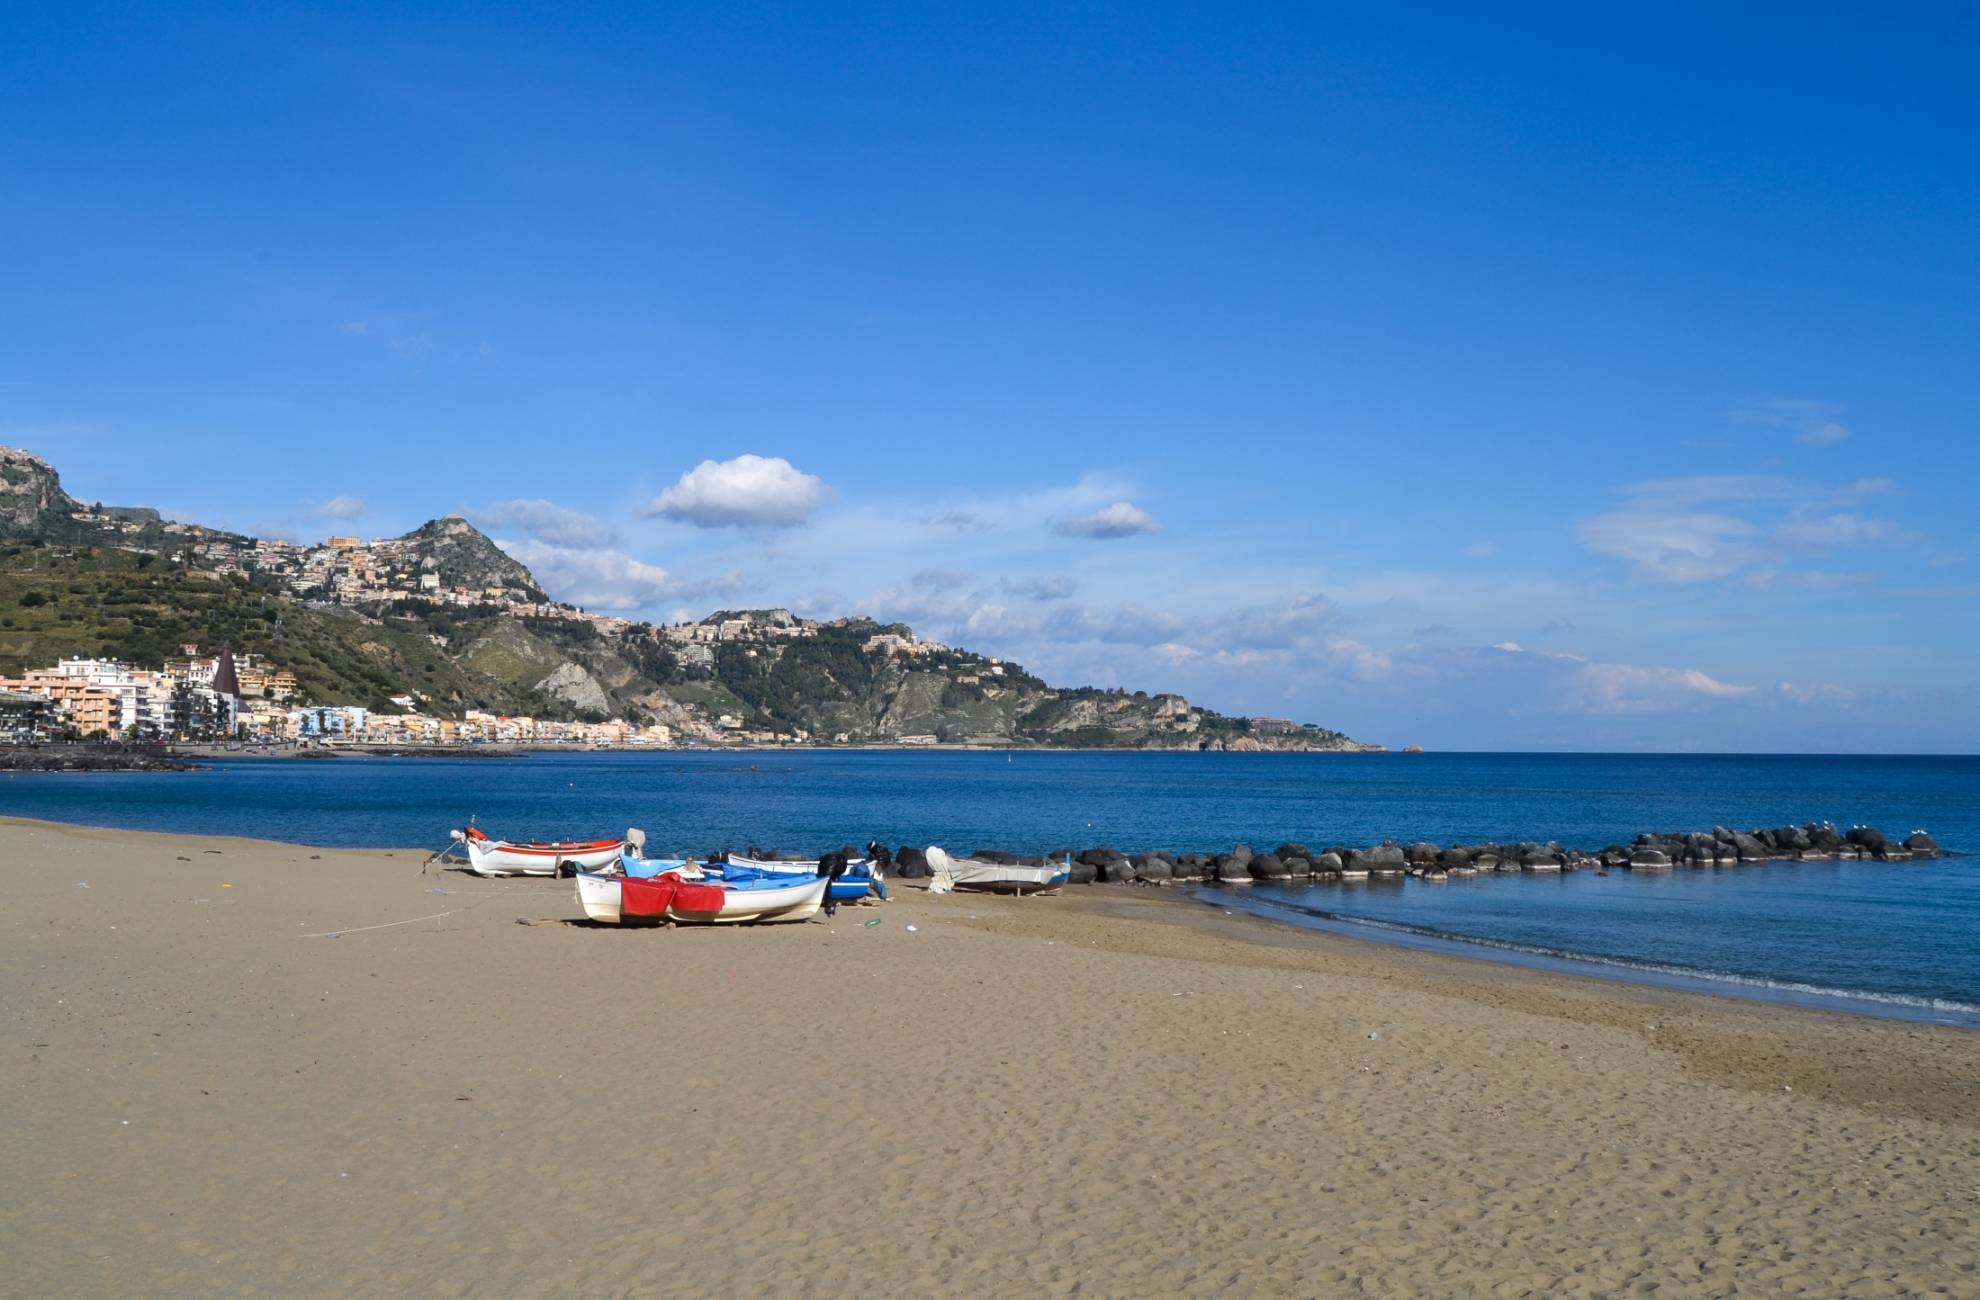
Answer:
[5,817,1977,1294]
[7,811,1972,1036]
[1199,885,1980,1028]
[4,812,1973,1032]
[6,801,1969,1028]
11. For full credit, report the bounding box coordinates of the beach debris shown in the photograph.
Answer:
[203,850,222,855]
[905,924,918,933]
[75,881,89,888]
[863,918,881,927]
[176,856,191,862]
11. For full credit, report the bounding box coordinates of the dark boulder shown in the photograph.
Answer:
[1283,855,1313,878]
[1313,851,1344,873]
[1097,856,1140,883]
[1731,832,1770,861]
[1346,845,1406,873]
[1249,853,1291,881]
[1845,826,1888,852]
[1775,825,1812,851]
[1404,842,1440,866]
[1230,844,1255,866]
[1136,855,1174,883]
[1213,854,1254,883]
[1065,858,1099,886]
[894,846,929,878]
[1807,823,1844,851]
[1628,848,1672,869]
[1904,832,1938,854]
[1275,843,1312,862]
[1438,847,1475,867]
[1171,854,1211,881]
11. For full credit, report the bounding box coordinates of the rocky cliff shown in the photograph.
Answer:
[0,446,1377,749]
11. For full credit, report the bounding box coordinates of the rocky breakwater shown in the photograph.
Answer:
[878,823,1948,887]
[0,744,199,772]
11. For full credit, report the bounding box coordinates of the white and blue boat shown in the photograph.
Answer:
[720,854,877,902]
[718,857,878,903]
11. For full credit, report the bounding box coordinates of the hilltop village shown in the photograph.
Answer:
[1,446,1377,753]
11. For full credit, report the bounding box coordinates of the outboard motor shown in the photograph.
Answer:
[817,850,850,917]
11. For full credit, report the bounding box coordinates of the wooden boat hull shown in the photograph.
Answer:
[574,871,827,925]
[722,854,870,874]
[466,836,624,876]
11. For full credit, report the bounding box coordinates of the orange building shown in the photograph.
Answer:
[0,674,121,736]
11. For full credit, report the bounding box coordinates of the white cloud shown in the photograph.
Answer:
[1577,509,1762,583]
[315,495,366,520]
[1051,500,1161,539]
[1002,575,1076,601]
[644,454,829,529]
[468,498,618,548]
[496,539,742,611]
[1736,399,1852,446]
[921,509,988,532]
[1772,511,1908,548]
[910,568,971,592]
[1565,661,1753,713]
[1778,681,1858,705]
[1226,593,1340,649]
[1578,477,1917,584]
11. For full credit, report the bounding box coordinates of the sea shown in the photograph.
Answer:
[6,749,1977,1025]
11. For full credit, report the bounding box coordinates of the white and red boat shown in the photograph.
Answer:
[452,825,627,877]
[574,867,827,925]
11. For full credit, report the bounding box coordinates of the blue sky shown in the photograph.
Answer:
[4,3,1976,750]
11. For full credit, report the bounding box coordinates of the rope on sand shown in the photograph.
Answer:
[298,892,510,939]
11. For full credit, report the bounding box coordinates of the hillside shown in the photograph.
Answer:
[0,446,1377,749]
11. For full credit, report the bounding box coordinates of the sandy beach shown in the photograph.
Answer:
[2,817,1976,1298]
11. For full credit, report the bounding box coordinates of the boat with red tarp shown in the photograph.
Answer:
[575,866,827,924]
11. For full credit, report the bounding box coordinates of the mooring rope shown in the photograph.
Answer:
[298,890,516,939]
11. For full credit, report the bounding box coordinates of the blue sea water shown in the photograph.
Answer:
[5,750,1976,1021]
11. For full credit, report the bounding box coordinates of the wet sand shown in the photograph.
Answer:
[3,817,1976,1297]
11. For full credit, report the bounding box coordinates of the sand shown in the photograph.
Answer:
[2,817,1977,1299]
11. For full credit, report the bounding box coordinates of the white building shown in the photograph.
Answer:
[50,658,176,735]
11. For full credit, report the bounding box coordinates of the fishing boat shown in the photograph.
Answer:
[718,857,878,903]
[574,867,827,925]
[616,845,697,879]
[924,846,1070,895]
[453,825,627,876]
[722,853,870,876]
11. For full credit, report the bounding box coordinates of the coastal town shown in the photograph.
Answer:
[4,446,1376,753]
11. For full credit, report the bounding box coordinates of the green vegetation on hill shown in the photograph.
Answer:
[0,544,575,717]
[0,542,1372,749]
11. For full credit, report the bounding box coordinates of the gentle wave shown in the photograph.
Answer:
[1203,888,1980,1019]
